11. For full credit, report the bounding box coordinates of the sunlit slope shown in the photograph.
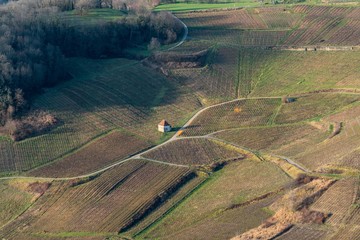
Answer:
[0,58,201,175]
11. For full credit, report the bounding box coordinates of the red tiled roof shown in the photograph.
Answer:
[158,120,170,126]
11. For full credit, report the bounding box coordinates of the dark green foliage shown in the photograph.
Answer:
[0,0,183,125]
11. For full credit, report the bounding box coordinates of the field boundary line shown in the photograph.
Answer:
[269,154,310,173]
[206,136,266,161]
[1,90,358,180]
[171,96,282,141]
[136,157,190,168]
[267,100,283,125]
[207,135,310,172]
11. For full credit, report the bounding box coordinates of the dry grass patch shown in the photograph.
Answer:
[0,180,34,228]
[232,178,335,240]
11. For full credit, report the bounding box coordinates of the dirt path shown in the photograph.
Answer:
[166,14,188,51]
[0,90,358,181]
[170,96,281,141]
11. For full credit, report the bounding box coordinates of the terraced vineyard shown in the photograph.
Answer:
[182,98,281,136]
[214,124,328,152]
[14,160,193,236]
[275,225,331,240]
[125,176,207,237]
[27,130,152,178]
[0,58,201,174]
[0,3,359,240]
[284,6,360,46]
[141,160,292,239]
[0,181,33,228]
[337,149,360,170]
[172,47,239,102]
[291,104,360,170]
[274,93,360,124]
[249,51,360,97]
[311,178,358,225]
[143,138,243,165]
[173,49,360,103]
[177,5,360,48]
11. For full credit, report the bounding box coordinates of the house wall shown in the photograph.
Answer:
[158,125,171,132]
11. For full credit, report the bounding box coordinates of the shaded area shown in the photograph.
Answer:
[0,58,201,174]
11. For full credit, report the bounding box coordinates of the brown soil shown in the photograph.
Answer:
[142,50,208,71]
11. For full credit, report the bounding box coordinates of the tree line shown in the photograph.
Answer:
[0,0,183,126]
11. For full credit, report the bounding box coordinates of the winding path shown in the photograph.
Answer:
[4,89,355,181]
[166,14,188,51]
[2,88,359,180]
[0,22,358,182]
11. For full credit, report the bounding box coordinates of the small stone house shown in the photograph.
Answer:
[158,120,171,133]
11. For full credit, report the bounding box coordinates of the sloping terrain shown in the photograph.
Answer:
[0,4,359,240]
[0,58,201,174]
[143,138,244,165]
[141,160,292,240]
[0,160,197,238]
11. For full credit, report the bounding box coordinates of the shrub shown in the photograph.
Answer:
[5,111,58,141]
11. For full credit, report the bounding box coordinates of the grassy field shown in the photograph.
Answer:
[61,9,126,26]
[141,160,292,239]
[0,181,34,228]
[155,1,262,12]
